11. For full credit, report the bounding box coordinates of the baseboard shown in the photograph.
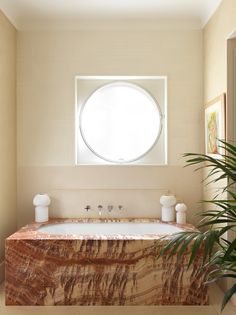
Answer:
[0,261,4,283]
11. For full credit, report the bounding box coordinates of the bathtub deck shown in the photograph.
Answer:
[5,218,208,306]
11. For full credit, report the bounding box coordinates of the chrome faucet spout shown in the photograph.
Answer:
[98,205,103,216]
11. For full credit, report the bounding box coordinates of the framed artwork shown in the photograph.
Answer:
[205,94,226,158]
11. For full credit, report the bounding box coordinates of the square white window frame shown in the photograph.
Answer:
[75,76,168,165]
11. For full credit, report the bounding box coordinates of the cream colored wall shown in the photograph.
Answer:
[203,0,236,148]
[203,0,236,303]
[203,0,236,222]
[17,30,203,227]
[204,0,236,102]
[0,11,16,281]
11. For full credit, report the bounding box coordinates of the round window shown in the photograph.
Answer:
[79,82,162,163]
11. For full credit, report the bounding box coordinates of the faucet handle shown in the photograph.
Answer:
[118,205,123,211]
[84,205,91,211]
[107,205,113,212]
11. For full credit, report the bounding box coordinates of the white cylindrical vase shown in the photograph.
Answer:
[175,203,187,224]
[35,206,49,222]
[33,194,51,222]
[160,195,176,222]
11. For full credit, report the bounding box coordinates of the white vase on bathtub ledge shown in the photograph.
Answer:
[160,195,176,222]
[33,194,51,222]
[175,203,187,224]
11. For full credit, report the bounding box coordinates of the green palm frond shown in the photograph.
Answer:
[221,284,236,311]
[158,140,236,311]
[160,230,220,265]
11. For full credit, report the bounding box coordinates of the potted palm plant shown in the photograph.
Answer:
[160,140,236,311]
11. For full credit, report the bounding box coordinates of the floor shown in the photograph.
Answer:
[0,282,235,315]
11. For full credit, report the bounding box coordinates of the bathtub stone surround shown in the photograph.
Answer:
[5,218,209,306]
[5,218,197,240]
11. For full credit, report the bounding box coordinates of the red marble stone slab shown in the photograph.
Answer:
[5,218,209,306]
[6,218,197,240]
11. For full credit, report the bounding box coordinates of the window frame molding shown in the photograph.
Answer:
[75,75,168,166]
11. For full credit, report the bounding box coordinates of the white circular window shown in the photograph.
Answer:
[79,82,162,163]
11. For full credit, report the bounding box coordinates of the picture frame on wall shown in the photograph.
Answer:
[205,93,226,159]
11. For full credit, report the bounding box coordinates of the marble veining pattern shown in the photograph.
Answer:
[5,218,209,306]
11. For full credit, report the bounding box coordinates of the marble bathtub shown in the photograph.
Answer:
[5,218,209,306]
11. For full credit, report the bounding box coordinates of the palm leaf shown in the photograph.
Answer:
[159,232,194,259]
[158,140,236,311]
[188,234,204,268]
[221,284,236,311]
[203,230,219,262]
[224,238,236,258]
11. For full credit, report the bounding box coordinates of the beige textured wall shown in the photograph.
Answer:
[204,0,236,102]
[203,0,236,301]
[0,10,16,280]
[203,0,236,210]
[17,30,203,227]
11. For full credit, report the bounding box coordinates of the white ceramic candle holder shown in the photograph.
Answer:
[33,194,51,222]
[175,203,187,224]
[160,195,177,222]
